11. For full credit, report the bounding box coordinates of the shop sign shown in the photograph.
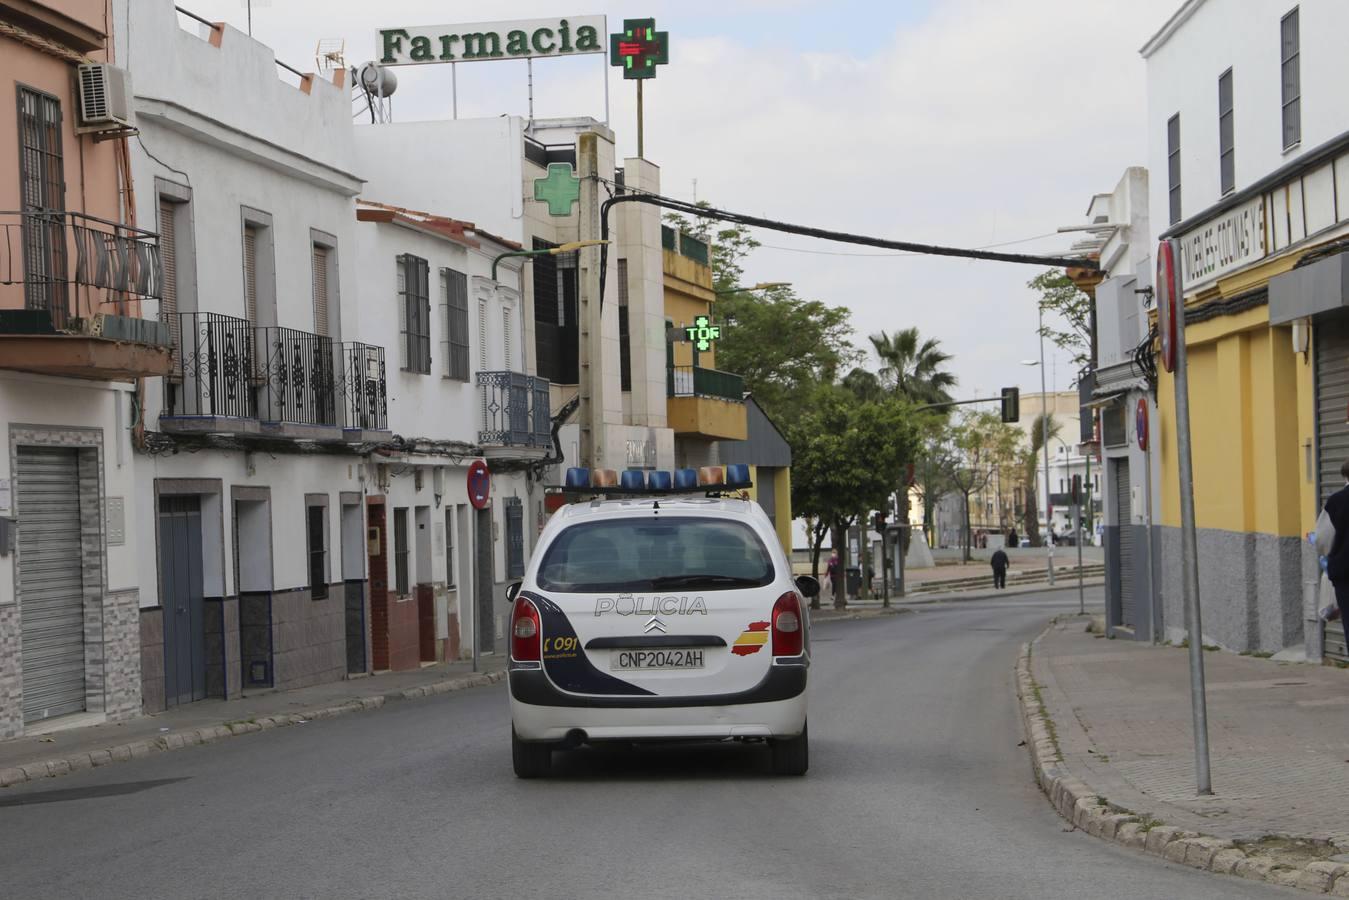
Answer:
[1177,195,1266,291]
[379,16,606,66]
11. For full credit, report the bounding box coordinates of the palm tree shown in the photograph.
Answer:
[1021,412,1061,547]
[869,328,957,406]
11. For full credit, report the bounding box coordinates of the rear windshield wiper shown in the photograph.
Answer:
[648,574,764,588]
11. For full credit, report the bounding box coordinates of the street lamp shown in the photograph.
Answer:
[1021,345,1054,585]
[713,281,791,296]
[490,239,610,281]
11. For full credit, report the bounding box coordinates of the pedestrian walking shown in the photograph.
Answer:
[1314,460,1349,625]
[991,547,1009,590]
[826,551,840,600]
[1007,527,1019,548]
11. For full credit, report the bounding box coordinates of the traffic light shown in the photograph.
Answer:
[1000,387,1020,423]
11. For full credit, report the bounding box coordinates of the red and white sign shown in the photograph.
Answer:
[467,459,491,509]
[1156,238,1182,373]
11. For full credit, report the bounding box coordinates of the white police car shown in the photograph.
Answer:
[507,470,817,778]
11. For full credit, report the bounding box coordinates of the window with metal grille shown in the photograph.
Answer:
[442,267,469,380]
[1167,114,1182,225]
[17,86,67,316]
[308,502,328,600]
[503,305,513,371]
[312,244,330,337]
[617,258,632,391]
[398,254,431,374]
[243,226,259,324]
[160,198,180,348]
[531,237,579,384]
[394,507,410,595]
[1218,69,1235,195]
[1281,8,1300,149]
[506,497,525,578]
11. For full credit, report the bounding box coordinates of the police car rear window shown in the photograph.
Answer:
[536,516,775,592]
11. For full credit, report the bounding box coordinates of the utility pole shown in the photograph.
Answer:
[577,133,602,469]
[1039,304,1055,584]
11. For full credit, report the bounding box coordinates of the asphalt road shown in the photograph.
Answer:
[0,590,1301,900]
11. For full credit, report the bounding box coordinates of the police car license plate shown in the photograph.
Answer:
[612,649,705,670]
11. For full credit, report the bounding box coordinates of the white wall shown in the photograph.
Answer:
[1144,0,1349,237]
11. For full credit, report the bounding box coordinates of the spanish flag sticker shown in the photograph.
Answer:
[731,621,771,656]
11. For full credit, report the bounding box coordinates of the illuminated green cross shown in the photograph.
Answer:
[609,18,669,80]
[685,314,721,352]
[534,163,580,217]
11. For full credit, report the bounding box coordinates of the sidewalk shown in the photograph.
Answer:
[1020,616,1349,891]
[0,656,507,789]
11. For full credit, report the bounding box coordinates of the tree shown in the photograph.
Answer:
[1029,269,1093,369]
[941,412,1021,561]
[789,387,919,609]
[909,417,956,549]
[1020,412,1062,547]
[869,328,957,406]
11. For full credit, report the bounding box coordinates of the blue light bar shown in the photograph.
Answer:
[649,470,673,491]
[674,468,698,490]
[565,467,591,488]
[726,464,751,487]
[620,469,647,490]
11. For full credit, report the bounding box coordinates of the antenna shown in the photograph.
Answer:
[316,39,345,73]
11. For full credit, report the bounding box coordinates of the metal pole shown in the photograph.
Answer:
[636,79,644,159]
[526,57,534,124]
[1173,292,1214,795]
[1040,305,1055,584]
[1145,414,1160,643]
[602,52,610,126]
[451,62,458,120]
[1077,487,1085,615]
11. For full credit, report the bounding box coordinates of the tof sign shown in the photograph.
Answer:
[684,315,720,352]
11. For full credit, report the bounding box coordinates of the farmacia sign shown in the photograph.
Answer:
[379,16,606,66]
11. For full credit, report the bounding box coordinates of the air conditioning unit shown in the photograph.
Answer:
[76,63,133,131]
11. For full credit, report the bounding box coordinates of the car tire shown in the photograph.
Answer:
[512,726,553,779]
[770,721,809,776]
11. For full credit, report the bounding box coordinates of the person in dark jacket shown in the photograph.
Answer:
[991,547,1010,589]
[1315,459,1349,626]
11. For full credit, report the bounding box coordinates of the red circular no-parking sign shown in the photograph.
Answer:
[1156,238,1181,373]
[467,459,491,509]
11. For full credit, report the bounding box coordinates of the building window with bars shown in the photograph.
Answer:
[312,244,331,336]
[307,498,329,600]
[160,198,181,349]
[617,258,632,391]
[399,254,431,374]
[442,267,470,380]
[1281,7,1300,149]
[1218,69,1235,195]
[17,86,67,318]
[393,506,410,595]
[1167,114,1182,225]
[506,497,525,578]
[243,225,259,324]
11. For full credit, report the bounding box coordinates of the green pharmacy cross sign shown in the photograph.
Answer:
[609,18,669,79]
[685,315,721,352]
[534,163,581,217]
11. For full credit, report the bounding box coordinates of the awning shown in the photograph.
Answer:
[1082,390,1129,410]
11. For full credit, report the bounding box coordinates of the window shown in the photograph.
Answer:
[415,506,431,588]
[531,237,579,384]
[442,267,469,380]
[1281,7,1301,149]
[445,506,455,587]
[17,86,66,317]
[393,506,410,595]
[617,258,632,391]
[503,305,514,371]
[243,226,259,324]
[312,244,330,337]
[1167,114,1182,225]
[307,500,329,600]
[1060,478,1065,493]
[536,517,774,593]
[160,198,180,348]
[398,254,431,374]
[506,497,525,578]
[240,209,275,327]
[1218,69,1235,195]
[479,298,489,428]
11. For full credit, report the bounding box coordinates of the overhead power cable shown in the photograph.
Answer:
[597,189,1099,307]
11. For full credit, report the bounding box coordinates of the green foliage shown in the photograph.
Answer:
[1020,412,1061,547]
[1029,269,1092,368]
[868,328,957,405]
[940,411,1021,560]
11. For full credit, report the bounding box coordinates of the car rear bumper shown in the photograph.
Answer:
[511,694,808,742]
[508,658,807,708]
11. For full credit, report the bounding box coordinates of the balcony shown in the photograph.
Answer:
[0,210,172,380]
[477,371,552,458]
[161,312,389,442]
[666,365,747,441]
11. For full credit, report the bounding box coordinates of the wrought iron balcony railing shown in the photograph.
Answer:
[0,209,162,331]
[667,365,745,402]
[477,371,552,449]
[165,313,389,433]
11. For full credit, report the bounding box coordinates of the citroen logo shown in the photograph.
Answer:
[643,615,667,634]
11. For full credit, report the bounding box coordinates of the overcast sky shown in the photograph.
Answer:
[185,0,1178,402]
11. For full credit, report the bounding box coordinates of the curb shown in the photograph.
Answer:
[1014,626,1349,895]
[810,607,910,624]
[0,669,507,790]
[902,579,1105,606]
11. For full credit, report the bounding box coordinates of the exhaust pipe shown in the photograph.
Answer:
[563,729,588,749]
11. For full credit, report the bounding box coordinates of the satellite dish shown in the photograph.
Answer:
[357,63,398,98]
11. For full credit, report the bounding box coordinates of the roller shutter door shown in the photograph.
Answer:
[1317,312,1349,663]
[17,447,86,723]
[1114,458,1135,628]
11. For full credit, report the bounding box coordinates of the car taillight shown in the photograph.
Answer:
[772,591,803,657]
[511,597,541,661]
